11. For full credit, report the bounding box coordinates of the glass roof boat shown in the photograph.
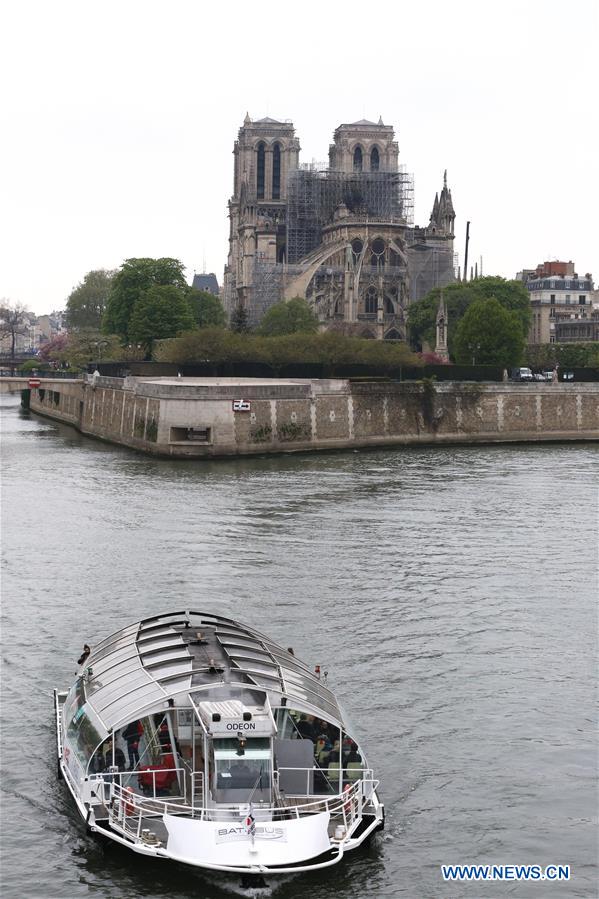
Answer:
[54,610,384,884]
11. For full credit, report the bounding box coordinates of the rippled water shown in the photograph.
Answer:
[1,395,597,898]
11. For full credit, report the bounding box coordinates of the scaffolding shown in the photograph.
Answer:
[406,244,455,302]
[286,164,414,264]
[250,262,284,326]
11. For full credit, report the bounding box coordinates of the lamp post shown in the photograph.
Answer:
[91,338,108,360]
[469,342,481,365]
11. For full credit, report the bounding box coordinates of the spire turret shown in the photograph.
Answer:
[435,290,449,361]
[429,171,455,236]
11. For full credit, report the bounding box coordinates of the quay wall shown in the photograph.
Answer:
[28,377,599,457]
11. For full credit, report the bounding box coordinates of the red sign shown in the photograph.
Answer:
[28,379,41,388]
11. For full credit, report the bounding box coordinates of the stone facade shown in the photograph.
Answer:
[28,377,599,458]
[223,116,455,336]
[518,261,595,345]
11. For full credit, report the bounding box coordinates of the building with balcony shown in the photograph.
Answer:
[521,262,594,344]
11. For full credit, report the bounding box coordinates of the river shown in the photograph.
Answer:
[1,394,597,898]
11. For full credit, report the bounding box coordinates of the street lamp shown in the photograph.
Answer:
[469,342,481,365]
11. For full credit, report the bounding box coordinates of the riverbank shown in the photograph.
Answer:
[27,376,599,457]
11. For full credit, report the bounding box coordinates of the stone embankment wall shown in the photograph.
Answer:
[28,377,599,457]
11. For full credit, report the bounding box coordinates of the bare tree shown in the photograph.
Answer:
[0,301,31,357]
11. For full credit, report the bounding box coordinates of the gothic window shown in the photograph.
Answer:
[353,146,363,172]
[364,287,377,314]
[370,146,380,171]
[351,238,363,266]
[256,142,265,199]
[384,296,394,314]
[370,238,385,269]
[272,143,281,200]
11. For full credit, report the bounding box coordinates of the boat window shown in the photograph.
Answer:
[114,713,175,775]
[65,683,106,769]
[312,728,365,794]
[213,737,271,792]
[276,707,298,740]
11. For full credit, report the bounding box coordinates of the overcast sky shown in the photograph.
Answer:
[2,0,597,315]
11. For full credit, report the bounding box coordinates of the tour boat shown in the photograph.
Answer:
[54,610,384,885]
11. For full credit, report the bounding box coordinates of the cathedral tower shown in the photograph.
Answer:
[224,115,300,315]
[328,118,398,173]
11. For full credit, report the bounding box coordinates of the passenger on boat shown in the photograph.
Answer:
[317,720,334,742]
[123,720,143,769]
[77,644,91,666]
[315,734,332,764]
[296,714,317,741]
[345,743,362,764]
[327,740,341,764]
[100,740,126,772]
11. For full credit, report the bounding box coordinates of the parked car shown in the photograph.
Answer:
[511,367,534,382]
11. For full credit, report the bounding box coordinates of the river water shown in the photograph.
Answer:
[1,395,597,899]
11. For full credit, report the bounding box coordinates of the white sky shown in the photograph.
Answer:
[2,0,597,315]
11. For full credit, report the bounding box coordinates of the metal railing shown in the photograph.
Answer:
[88,766,193,806]
[106,771,378,839]
[274,766,376,798]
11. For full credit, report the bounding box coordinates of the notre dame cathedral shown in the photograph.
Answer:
[223,115,455,339]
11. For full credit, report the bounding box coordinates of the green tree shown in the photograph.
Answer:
[187,289,226,329]
[408,277,531,357]
[66,269,115,330]
[453,298,525,366]
[258,298,319,336]
[128,285,194,355]
[230,304,251,333]
[103,258,187,340]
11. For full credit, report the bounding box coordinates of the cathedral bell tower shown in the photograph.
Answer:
[224,114,300,315]
[328,118,399,173]
[233,114,300,203]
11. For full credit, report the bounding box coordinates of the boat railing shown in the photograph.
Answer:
[107,773,378,840]
[88,766,198,807]
[274,766,376,799]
